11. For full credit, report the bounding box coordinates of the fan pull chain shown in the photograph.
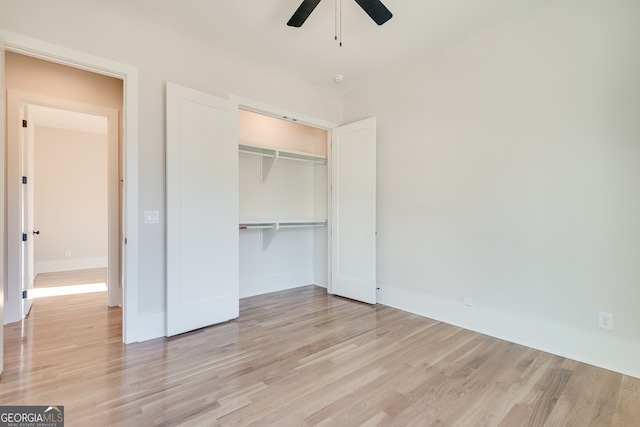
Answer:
[340,0,343,47]
[337,0,343,47]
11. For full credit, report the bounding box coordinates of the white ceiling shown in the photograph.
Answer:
[93,0,551,92]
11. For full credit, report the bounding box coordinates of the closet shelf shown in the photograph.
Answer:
[239,219,327,229]
[239,142,327,182]
[239,220,327,250]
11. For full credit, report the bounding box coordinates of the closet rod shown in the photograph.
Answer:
[279,224,325,229]
[239,223,326,230]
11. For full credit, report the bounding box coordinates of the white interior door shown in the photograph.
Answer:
[21,104,35,317]
[331,117,377,304]
[166,82,239,337]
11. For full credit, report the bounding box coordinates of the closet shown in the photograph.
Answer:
[166,83,376,337]
[238,110,328,298]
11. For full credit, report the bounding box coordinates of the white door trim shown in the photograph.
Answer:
[229,95,338,131]
[1,33,6,374]
[0,30,140,343]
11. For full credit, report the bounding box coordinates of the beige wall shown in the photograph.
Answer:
[34,126,108,273]
[3,51,122,323]
[5,51,122,109]
[239,109,327,156]
[5,52,119,275]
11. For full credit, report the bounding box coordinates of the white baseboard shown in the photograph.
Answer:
[36,257,108,274]
[377,284,640,379]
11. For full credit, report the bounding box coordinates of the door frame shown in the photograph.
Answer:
[1,30,140,343]
[229,94,339,292]
[1,32,6,375]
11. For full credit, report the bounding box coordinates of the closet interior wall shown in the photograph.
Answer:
[238,110,328,298]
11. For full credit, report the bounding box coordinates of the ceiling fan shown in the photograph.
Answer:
[287,0,393,27]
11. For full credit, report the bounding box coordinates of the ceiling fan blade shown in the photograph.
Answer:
[287,0,322,27]
[354,0,393,25]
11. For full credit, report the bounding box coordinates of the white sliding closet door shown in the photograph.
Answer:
[166,82,239,336]
[331,117,376,304]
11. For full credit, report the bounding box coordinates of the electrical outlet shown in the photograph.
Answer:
[464,297,473,307]
[598,311,613,330]
[65,250,71,257]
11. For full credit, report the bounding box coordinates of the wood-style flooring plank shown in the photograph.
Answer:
[33,268,108,288]
[1,279,639,426]
[613,375,640,426]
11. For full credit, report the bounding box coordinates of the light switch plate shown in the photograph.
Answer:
[144,210,160,224]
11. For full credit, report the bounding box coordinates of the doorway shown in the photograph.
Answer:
[4,52,123,328]
[26,104,114,311]
[1,31,140,346]
[231,95,377,304]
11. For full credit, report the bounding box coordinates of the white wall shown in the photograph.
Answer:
[344,0,640,377]
[34,126,108,273]
[0,0,342,339]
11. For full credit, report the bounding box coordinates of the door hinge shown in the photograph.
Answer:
[22,290,28,299]
[22,233,28,242]
[22,176,28,184]
[22,119,28,128]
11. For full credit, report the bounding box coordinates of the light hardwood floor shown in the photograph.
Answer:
[32,267,109,288]
[1,276,639,426]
